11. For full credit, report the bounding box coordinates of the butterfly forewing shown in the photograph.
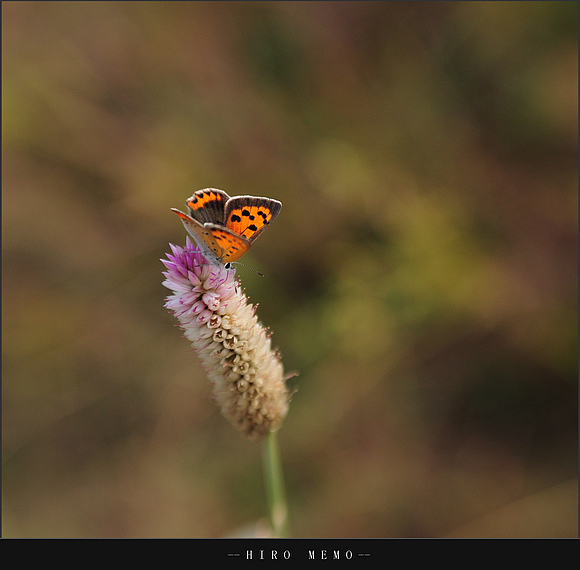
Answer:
[225,196,282,243]
[186,188,229,225]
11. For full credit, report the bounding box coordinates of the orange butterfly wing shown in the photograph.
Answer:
[171,209,251,263]
[204,224,251,263]
[185,188,229,224]
[224,196,282,242]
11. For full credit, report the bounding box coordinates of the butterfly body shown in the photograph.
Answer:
[172,188,282,266]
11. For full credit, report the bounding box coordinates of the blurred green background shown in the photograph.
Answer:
[2,1,577,538]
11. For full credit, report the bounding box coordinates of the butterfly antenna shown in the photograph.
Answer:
[232,261,264,277]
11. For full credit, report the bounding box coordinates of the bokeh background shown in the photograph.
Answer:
[2,1,577,538]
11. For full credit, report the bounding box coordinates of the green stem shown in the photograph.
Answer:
[262,430,290,538]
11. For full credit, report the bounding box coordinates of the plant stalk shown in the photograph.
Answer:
[262,430,290,538]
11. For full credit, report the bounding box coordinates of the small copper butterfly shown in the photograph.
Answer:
[172,188,282,266]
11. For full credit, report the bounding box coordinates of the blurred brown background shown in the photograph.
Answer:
[2,1,577,538]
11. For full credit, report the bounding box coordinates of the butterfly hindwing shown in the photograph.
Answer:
[204,223,251,262]
[224,196,282,243]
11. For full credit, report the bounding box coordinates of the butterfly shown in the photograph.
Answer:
[172,188,282,267]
